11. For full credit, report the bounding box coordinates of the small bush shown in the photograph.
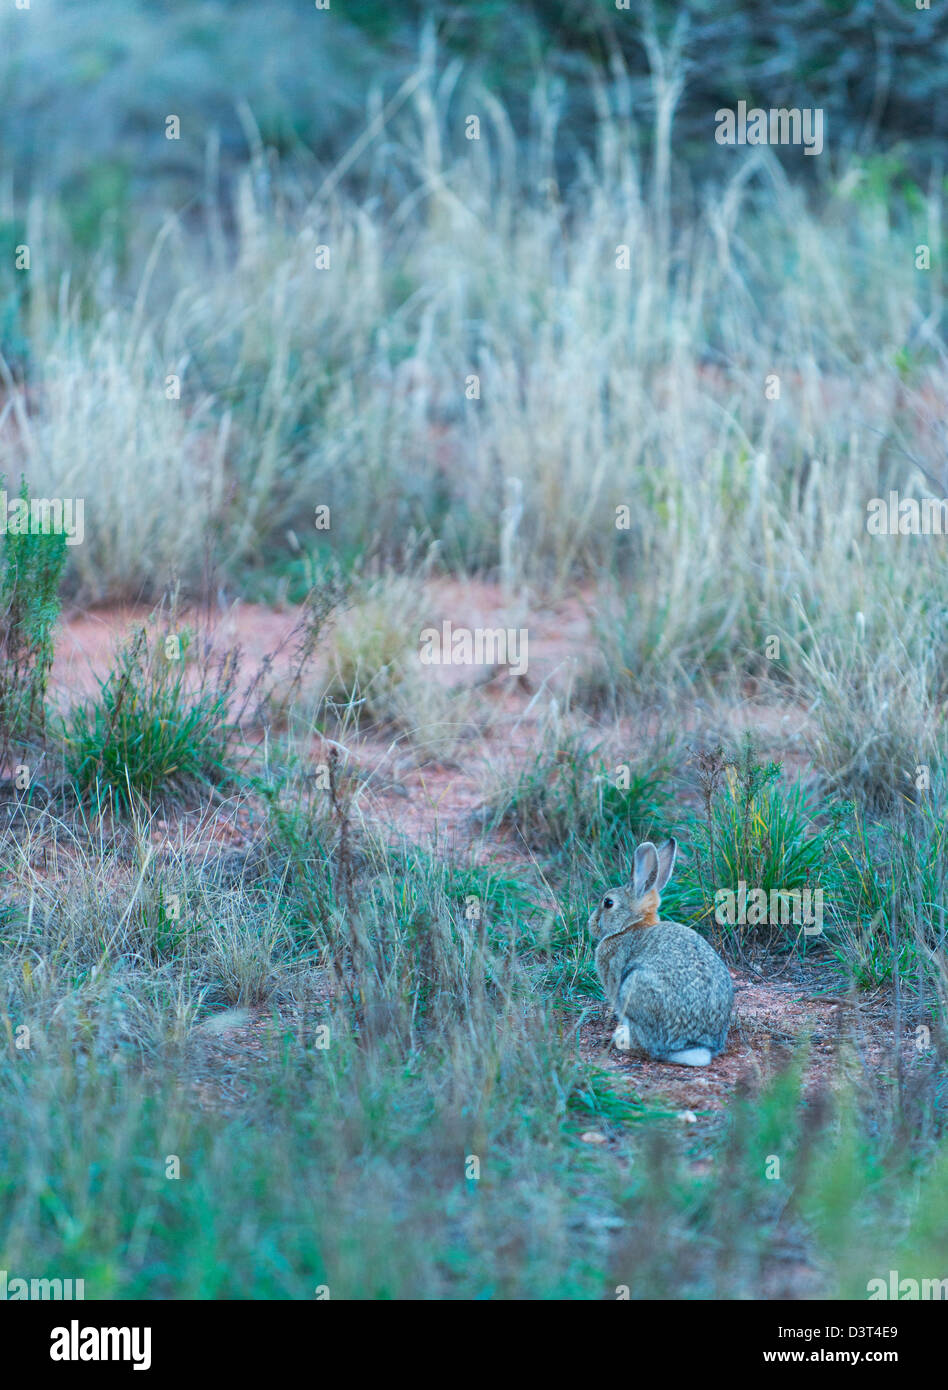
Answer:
[672,740,839,950]
[63,613,239,813]
[831,787,948,993]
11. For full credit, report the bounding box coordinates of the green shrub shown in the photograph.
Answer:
[669,741,840,947]
[64,616,239,813]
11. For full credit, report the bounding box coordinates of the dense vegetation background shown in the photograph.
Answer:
[1,1,945,289]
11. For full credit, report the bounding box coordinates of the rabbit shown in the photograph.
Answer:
[588,837,732,1066]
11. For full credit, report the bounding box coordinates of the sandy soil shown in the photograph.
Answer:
[576,965,915,1123]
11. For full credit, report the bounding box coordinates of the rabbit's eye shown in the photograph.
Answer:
[603,897,614,909]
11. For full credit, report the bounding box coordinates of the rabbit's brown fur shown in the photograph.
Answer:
[588,838,733,1065]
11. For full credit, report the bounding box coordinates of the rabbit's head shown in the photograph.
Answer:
[588,838,678,941]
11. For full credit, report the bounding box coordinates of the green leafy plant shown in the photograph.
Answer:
[0,476,67,751]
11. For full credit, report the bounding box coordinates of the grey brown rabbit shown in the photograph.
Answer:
[588,838,732,1066]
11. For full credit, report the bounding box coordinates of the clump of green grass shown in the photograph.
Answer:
[0,476,67,753]
[256,753,343,932]
[488,727,676,866]
[63,610,240,813]
[829,778,948,994]
[667,740,841,951]
[827,813,913,991]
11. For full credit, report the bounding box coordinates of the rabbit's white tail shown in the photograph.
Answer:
[665,1047,712,1067]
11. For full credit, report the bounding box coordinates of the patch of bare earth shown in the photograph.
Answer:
[578,961,917,1121]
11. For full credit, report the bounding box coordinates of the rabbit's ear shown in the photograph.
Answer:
[632,842,659,897]
[654,837,678,893]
